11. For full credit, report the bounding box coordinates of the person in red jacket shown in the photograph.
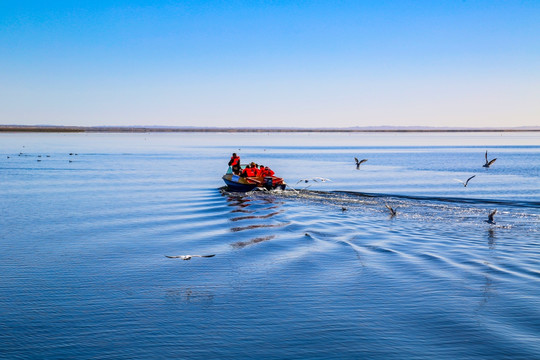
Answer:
[256,164,265,177]
[262,166,275,177]
[241,163,257,177]
[228,153,240,173]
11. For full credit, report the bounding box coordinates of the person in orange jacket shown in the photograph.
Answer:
[241,163,257,177]
[228,153,241,173]
[262,166,275,177]
[256,164,265,177]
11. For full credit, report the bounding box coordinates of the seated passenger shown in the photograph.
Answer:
[241,163,257,177]
[240,166,249,177]
[262,166,275,177]
[257,165,265,177]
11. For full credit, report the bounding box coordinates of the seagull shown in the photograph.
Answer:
[165,254,215,260]
[355,158,368,169]
[454,175,476,187]
[485,209,497,224]
[296,177,330,184]
[483,151,497,168]
[385,204,397,217]
[312,177,332,182]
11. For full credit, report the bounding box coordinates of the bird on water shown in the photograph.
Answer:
[385,204,397,217]
[485,209,497,224]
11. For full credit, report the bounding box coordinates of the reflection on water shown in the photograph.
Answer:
[226,195,252,208]
[224,191,287,250]
[231,235,277,249]
[487,228,497,249]
[230,223,289,232]
[165,287,215,306]
[230,211,283,222]
[230,208,252,213]
[479,275,495,310]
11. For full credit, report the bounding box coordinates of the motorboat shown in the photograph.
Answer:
[222,166,286,192]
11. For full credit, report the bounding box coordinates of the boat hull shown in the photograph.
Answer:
[222,174,258,192]
[222,174,286,192]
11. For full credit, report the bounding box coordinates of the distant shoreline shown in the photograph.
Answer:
[0,125,539,133]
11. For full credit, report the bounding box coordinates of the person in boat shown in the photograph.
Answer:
[228,153,241,173]
[241,162,258,177]
[256,164,265,177]
[262,166,275,177]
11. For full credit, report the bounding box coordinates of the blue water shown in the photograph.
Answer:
[1,132,539,359]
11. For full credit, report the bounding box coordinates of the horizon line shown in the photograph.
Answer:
[1,124,539,133]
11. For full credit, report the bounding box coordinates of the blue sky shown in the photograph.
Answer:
[1,0,538,128]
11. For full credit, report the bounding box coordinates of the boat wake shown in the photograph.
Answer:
[220,187,540,233]
[334,190,540,209]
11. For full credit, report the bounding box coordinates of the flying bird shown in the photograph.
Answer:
[455,175,476,187]
[385,204,397,217]
[165,254,215,260]
[296,177,330,184]
[312,177,332,182]
[355,158,368,169]
[483,151,497,168]
[485,210,497,224]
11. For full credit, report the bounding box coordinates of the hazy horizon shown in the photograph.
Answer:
[2,124,540,133]
[1,1,538,128]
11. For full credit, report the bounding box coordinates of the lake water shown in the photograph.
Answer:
[1,132,539,359]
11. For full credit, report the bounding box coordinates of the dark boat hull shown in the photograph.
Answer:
[222,174,258,192]
[222,174,286,192]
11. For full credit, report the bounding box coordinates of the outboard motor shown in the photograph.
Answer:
[264,177,273,190]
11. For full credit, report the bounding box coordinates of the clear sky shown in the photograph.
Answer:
[1,0,538,128]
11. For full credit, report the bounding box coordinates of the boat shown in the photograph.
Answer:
[222,165,287,192]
